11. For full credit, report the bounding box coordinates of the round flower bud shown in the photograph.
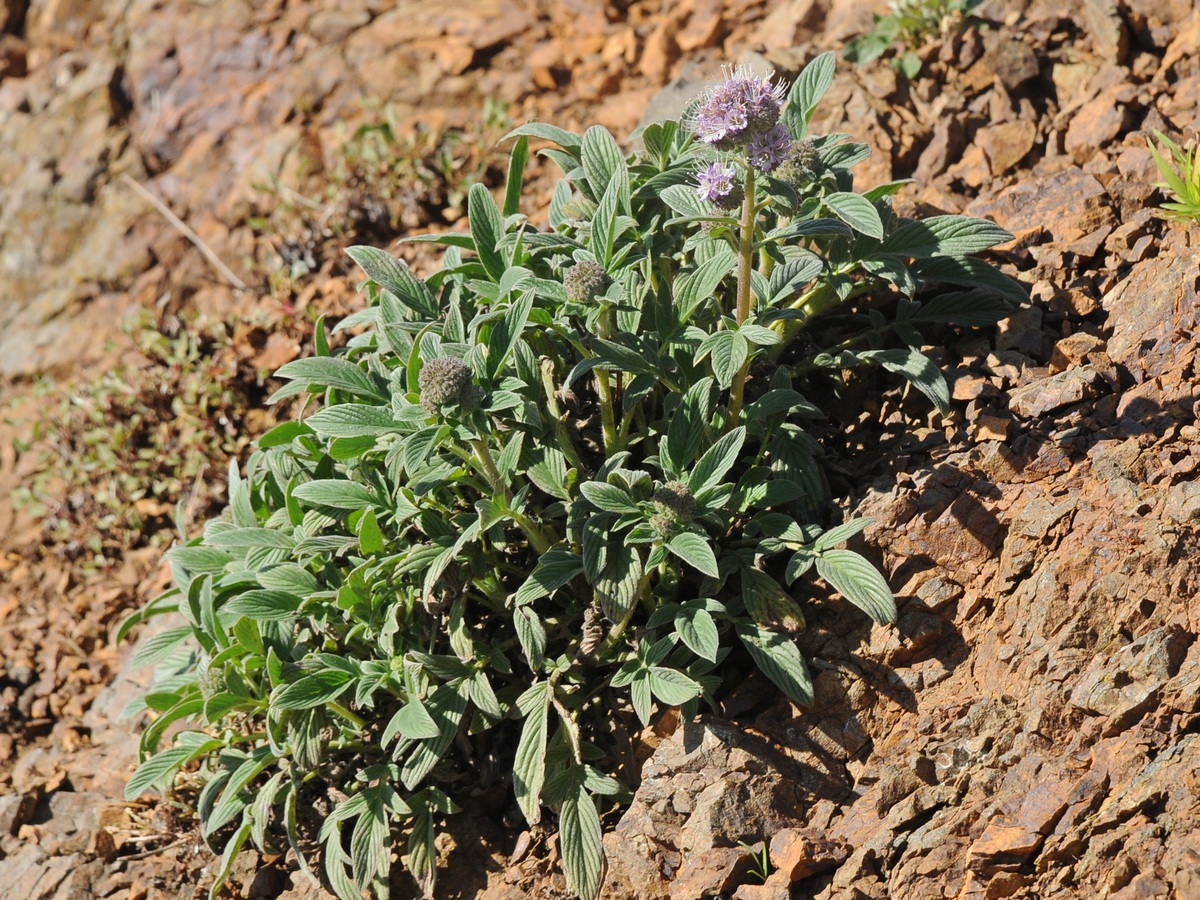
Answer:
[653,481,696,521]
[198,661,227,700]
[564,260,610,304]
[418,356,473,414]
[776,137,823,186]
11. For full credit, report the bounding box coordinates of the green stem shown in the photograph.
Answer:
[327,701,366,731]
[727,166,757,430]
[470,438,510,504]
[541,358,586,473]
[596,304,620,453]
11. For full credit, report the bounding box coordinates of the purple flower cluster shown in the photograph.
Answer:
[691,67,788,153]
[748,123,792,174]
[695,162,739,205]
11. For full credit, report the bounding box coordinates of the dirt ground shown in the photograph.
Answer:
[1,0,1199,897]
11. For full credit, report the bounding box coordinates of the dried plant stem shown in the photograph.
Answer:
[120,173,247,290]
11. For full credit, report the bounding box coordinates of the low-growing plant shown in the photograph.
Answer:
[1148,129,1200,224]
[122,53,1024,900]
[13,314,257,568]
[844,0,982,79]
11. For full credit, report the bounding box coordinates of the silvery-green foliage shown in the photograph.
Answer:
[122,52,1023,900]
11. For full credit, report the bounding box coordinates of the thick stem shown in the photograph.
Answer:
[469,438,510,504]
[726,167,757,429]
[595,304,620,453]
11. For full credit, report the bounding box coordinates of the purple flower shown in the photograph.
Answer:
[690,66,788,151]
[748,123,792,174]
[695,162,739,204]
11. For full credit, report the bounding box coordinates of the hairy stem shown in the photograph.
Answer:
[727,167,757,429]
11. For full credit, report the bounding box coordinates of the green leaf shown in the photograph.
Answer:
[502,122,582,155]
[674,246,737,324]
[579,481,638,513]
[400,685,467,790]
[513,682,551,825]
[823,192,884,240]
[358,508,385,555]
[223,590,303,622]
[581,124,627,208]
[208,817,253,900]
[736,622,814,706]
[274,358,384,400]
[859,347,949,414]
[815,549,896,624]
[515,606,547,670]
[704,330,749,389]
[257,421,314,449]
[345,246,437,317]
[126,732,224,799]
[515,548,585,605]
[271,670,354,711]
[292,479,378,510]
[675,606,719,662]
[666,532,720,578]
[560,784,603,900]
[383,698,440,743]
[880,215,1013,258]
[207,527,293,550]
[913,256,1027,303]
[503,136,529,217]
[909,291,1017,326]
[785,50,837,138]
[468,183,507,282]
[596,544,643,623]
[663,377,714,476]
[205,746,275,837]
[648,667,702,705]
[486,288,534,379]
[307,404,397,438]
[130,625,192,668]
[689,427,746,494]
[814,517,873,551]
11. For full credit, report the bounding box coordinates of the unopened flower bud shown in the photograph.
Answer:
[653,481,696,521]
[418,356,473,414]
[564,260,610,304]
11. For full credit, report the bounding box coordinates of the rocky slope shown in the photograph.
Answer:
[1,0,1199,898]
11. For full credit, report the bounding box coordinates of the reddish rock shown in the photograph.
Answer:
[967,167,1116,245]
[768,829,849,881]
[977,119,1037,176]
[1064,85,1136,161]
[669,846,753,900]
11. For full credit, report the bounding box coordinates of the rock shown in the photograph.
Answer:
[669,846,753,900]
[1064,85,1135,160]
[1008,367,1104,418]
[768,828,849,881]
[1068,626,1189,734]
[676,0,726,52]
[1102,252,1200,382]
[601,719,833,900]
[976,119,1037,176]
[1082,0,1129,63]
[968,167,1115,246]
[0,793,36,837]
[639,21,679,84]
[749,0,825,52]
[995,305,1045,356]
[978,36,1040,91]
